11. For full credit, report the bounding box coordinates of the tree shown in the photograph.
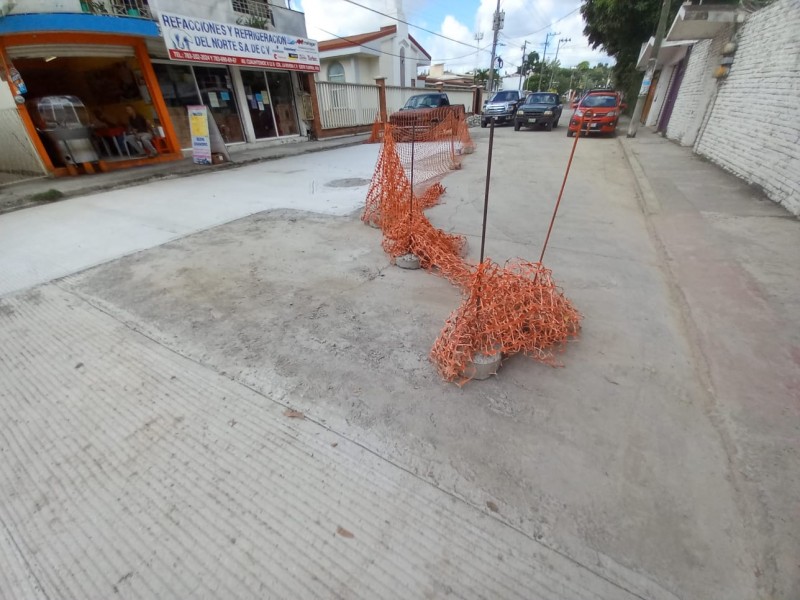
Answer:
[474,68,500,88]
[580,0,679,111]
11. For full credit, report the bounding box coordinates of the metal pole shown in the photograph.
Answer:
[627,0,671,138]
[473,32,483,84]
[548,37,570,91]
[487,0,502,94]
[479,119,496,264]
[538,110,589,266]
[409,121,416,223]
[518,40,528,91]
[537,31,556,92]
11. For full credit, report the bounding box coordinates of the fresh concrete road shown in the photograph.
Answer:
[1,123,798,599]
[0,144,378,296]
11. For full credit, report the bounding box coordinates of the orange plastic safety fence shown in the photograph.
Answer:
[363,121,580,384]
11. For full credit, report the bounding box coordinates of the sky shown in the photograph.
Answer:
[294,0,614,76]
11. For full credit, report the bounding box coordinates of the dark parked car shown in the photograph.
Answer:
[481,90,522,127]
[513,92,563,131]
[389,93,465,127]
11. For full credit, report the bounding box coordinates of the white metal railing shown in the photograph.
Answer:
[80,0,153,19]
[316,81,380,129]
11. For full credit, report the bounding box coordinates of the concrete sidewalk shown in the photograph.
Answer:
[0,142,378,296]
[0,134,369,215]
[620,130,800,599]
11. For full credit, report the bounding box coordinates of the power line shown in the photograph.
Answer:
[338,0,478,49]
[317,27,491,62]
[503,7,580,42]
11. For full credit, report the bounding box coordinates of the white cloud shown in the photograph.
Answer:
[297,0,613,77]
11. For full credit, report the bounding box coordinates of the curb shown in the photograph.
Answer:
[617,136,661,216]
[0,135,370,217]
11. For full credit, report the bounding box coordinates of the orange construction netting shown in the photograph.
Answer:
[362,116,580,384]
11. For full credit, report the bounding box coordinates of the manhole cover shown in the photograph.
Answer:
[325,178,371,188]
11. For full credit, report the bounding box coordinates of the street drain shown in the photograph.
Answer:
[325,178,371,188]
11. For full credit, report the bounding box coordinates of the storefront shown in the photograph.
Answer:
[0,8,319,176]
[0,12,182,176]
[153,11,320,149]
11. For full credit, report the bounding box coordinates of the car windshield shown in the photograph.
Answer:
[404,95,440,109]
[490,91,517,102]
[581,94,618,108]
[525,93,558,104]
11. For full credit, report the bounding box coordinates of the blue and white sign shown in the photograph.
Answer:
[160,11,320,73]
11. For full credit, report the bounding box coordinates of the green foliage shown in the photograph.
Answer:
[31,189,65,203]
[236,15,271,30]
[522,61,611,95]
[474,68,500,87]
[580,0,680,111]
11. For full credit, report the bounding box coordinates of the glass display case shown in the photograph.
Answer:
[29,95,99,165]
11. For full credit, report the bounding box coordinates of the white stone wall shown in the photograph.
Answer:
[665,29,732,147]
[0,81,47,178]
[694,0,800,215]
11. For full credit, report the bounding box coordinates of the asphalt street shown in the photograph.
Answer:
[1,122,797,599]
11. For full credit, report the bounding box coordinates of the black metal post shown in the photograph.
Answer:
[479,119,495,264]
[409,121,416,223]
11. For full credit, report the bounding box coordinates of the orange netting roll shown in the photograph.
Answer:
[430,260,581,384]
[362,120,580,384]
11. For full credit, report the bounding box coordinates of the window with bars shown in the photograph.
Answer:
[232,0,274,22]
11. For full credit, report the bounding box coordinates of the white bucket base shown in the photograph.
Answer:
[396,253,421,270]
[466,351,502,380]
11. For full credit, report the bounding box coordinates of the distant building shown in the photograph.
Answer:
[418,64,474,88]
[317,19,430,87]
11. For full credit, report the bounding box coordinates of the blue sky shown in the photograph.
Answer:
[295,0,613,75]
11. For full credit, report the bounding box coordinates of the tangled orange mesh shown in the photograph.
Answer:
[362,120,580,384]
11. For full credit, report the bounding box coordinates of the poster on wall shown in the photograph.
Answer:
[188,105,211,165]
[159,11,320,72]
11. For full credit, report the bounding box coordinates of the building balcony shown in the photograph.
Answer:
[0,0,159,37]
[4,0,153,19]
[666,2,745,41]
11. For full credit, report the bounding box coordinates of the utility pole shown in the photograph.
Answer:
[627,0,671,138]
[473,32,483,84]
[537,31,558,92]
[547,37,570,90]
[487,0,504,94]
[518,40,529,91]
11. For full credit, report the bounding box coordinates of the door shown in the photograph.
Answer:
[192,66,245,143]
[657,48,690,133]
[266,71,299,136]
[240,69,278,139]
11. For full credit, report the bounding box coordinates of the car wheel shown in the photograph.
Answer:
[514,122,521,131]
[545,121,553,132]
[553,118,559,128]
[481,120,487,128]
[567,130,574,137]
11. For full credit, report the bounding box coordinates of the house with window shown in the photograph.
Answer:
[316,21,430,87]
[0,0,319,178]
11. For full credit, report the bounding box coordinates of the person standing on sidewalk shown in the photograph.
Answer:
[124,105,158,158]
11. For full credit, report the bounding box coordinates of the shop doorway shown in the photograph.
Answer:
[241,69,299,139]
[9,51,165,169]
[192,65,245,144]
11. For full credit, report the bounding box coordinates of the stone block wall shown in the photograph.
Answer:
[694,0,800,215]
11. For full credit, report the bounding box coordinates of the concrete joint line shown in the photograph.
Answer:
[58,284,662,600]
[618,138,661,216]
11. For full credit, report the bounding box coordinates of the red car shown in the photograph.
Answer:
[567,90,625,137]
